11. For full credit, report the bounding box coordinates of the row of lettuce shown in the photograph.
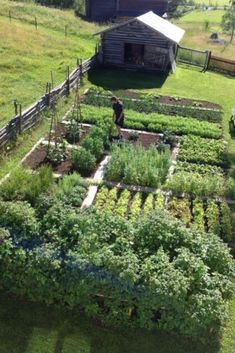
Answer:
[84,88,222,123]
[94,186,233,242]
[0,167,234,340]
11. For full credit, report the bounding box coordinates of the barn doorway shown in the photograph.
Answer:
[124,43,145,66]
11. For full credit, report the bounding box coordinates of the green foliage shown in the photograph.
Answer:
[72,147,96,175]
[206,201,220,236]
[177,161,224,177]
[0,201,39,241]
[166,171,229,197]
[81,136,104,160]
[53,172,88,207]
[129,193,142,221]
[0,165,53,205]
[155,192,165,209]
[142,193,154,216]
[84,89,222,123]
[95,185,109,211]
[80,104,222,139]
[105,144,170,188]
[178,135,228,166]
[46,143,67,167]
[0,204,234,339]
[168,197,192,226]
[115,189,131,217]
[102,188,118,213]
[192,199,205,232]
[221,9,235,42]
[220,202,233,242]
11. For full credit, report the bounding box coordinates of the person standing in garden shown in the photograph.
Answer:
[111,96,125,139]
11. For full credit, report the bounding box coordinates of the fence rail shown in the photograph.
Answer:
[207,54,235,75]
[0,55,98,148]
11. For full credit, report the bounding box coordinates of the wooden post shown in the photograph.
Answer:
[9,11,12,22]
[51,71,54,88]
[19,104,22,134]
[13,100,18,116]
[35,17,38,30]
[46,82,51,106]
[79,59,83,85]
[66,66,70,95]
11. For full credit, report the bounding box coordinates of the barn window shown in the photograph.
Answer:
[124,43,145,66]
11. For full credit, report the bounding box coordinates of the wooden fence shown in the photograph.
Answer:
[207,54,235,76]
[0,55,98,148]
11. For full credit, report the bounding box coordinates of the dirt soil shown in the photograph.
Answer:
[112,90,221,110]
[120,130,162,149]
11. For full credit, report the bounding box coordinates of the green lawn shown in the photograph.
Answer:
[0,0,103,127]
[174,10,235,59]
[179,9,225,23]
[0,293,234,353]
[0,294,223,353]
[192,0,230,6]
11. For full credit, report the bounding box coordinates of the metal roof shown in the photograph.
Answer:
[95,11,185,44]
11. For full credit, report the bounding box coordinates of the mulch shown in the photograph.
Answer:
[120,130,162,149]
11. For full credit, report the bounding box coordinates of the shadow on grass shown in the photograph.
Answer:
[88,67,168,91]
[0,293,222,353]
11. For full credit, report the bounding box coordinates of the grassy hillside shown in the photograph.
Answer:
[175,10,235,59]
[0,0,103,127]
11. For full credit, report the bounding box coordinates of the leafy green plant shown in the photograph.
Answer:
[0,165,53,205]
[206,201,220,236]
[142,193,154,215]
[166,171,228,197]
[72,147,96,176]
[177,161,224,177]
[84,89,222,123]
[178,135,228,166]
[155,192,165,209]
[129,193,142,221]
[220,203,233,242]
[46,142,67,167]
[105,144,170,188]
[95,186,109,211]
[192,199,205,232]
[103,188,118,213]
[115,189,130,217]
[66,122,80,144]
[81,136,104,160]
[80,105,222,139]
[0,201,39,241]
[168,198,191,226]
[53,173,88,207]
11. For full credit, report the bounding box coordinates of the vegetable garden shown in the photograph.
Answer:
[0,86,234,343]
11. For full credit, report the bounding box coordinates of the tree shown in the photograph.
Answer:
[221,2,235,43]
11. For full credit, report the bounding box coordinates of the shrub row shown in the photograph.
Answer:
[84,89,222,123]
[0,207,234,340]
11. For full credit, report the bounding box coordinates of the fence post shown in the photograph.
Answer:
[13,100,18,116]
[19,103,22,134]
[66,66,70,96]
[51,71,54,89]
[46,82,51,106]
[35,17,38,30]
[79,59,83,85]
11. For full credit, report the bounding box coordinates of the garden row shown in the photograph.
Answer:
[78,104,222,139]
[84,88,222,123]
[94,186,233,242]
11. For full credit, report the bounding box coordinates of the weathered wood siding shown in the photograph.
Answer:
[87,0,117,21]
[86,0,167,21]
[101,20,174,70]
[118,0,167,17]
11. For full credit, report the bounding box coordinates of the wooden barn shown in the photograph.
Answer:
[85,0,167,22]
[95,12,185,72]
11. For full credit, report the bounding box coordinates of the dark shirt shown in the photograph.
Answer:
[113,101,124,119]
